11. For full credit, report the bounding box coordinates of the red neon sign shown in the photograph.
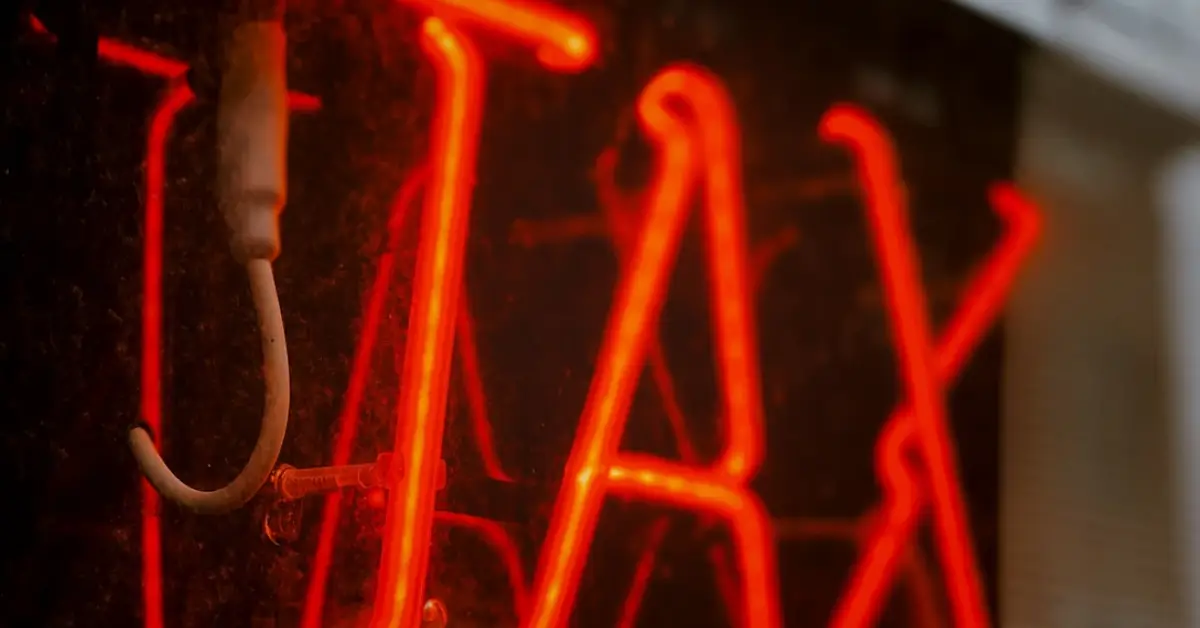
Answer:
[366,0,599,623]
[63,2,1043,625]
[141,84,196,628]
[512,117,1040,628]
[302,165,428,628]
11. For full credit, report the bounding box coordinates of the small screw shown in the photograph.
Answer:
[421,598,448,627]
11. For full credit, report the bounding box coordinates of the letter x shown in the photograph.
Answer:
[821,105,1042,628]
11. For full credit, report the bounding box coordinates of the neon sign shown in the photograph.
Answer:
[358,2,1039,626]
[367,1,1042,620]
[35,0,1042,625]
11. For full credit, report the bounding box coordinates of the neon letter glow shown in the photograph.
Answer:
[98,3,1047,623]
[370,18,486,628]
[525,64,782,628]
[828,174,1041,627]
[371,2,597,624]
[820,106,1041,628]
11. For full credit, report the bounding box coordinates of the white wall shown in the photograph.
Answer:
[1002,48,1200,627]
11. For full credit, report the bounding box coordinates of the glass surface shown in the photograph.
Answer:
[1,1,1025,626]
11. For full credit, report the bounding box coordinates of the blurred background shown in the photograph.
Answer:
[1,0,1196,626]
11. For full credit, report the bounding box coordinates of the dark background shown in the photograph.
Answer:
[0,0,1025,625]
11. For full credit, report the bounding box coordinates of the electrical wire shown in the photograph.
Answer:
[129,258,290,514]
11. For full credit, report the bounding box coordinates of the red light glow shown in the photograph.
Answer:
[368,0,598,624]
[821,105,987,627]
[434,511,529,620]
[370,18,486,628]
[525,64,781,628]
[509,100,1039,626]
[301,165,521,627]
[301,167,428,628]
[519,145,799,628]
[27,15,321,111]
[820,106,1041,628]
[396,0,597,71]
[80,1,1044,624]
[141,82,195,628]
[828,176,1041,628]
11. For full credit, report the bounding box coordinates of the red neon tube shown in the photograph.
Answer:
[369,1,596,624]
[396,0,596,71]
[821,105,1000,628]
[141,82,196,628]
[526,64,781,628]
[300,168,427,628]
[371,18,485,628]
[830,180,1041,627]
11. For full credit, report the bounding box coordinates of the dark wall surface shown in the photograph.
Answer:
[0,1,1024,625]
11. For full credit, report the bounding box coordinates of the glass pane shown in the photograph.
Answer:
[3,1,1032,626]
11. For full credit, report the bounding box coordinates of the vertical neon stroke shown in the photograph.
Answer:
[434,511,529,620]
[454,291,514,482]
[370,1,596,624]
[301,172,519,628]
[142,82,197,628]
[370,18,485,628]
[300,168,427,628]
[61,5,1046,624]
[98,14,321,625]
